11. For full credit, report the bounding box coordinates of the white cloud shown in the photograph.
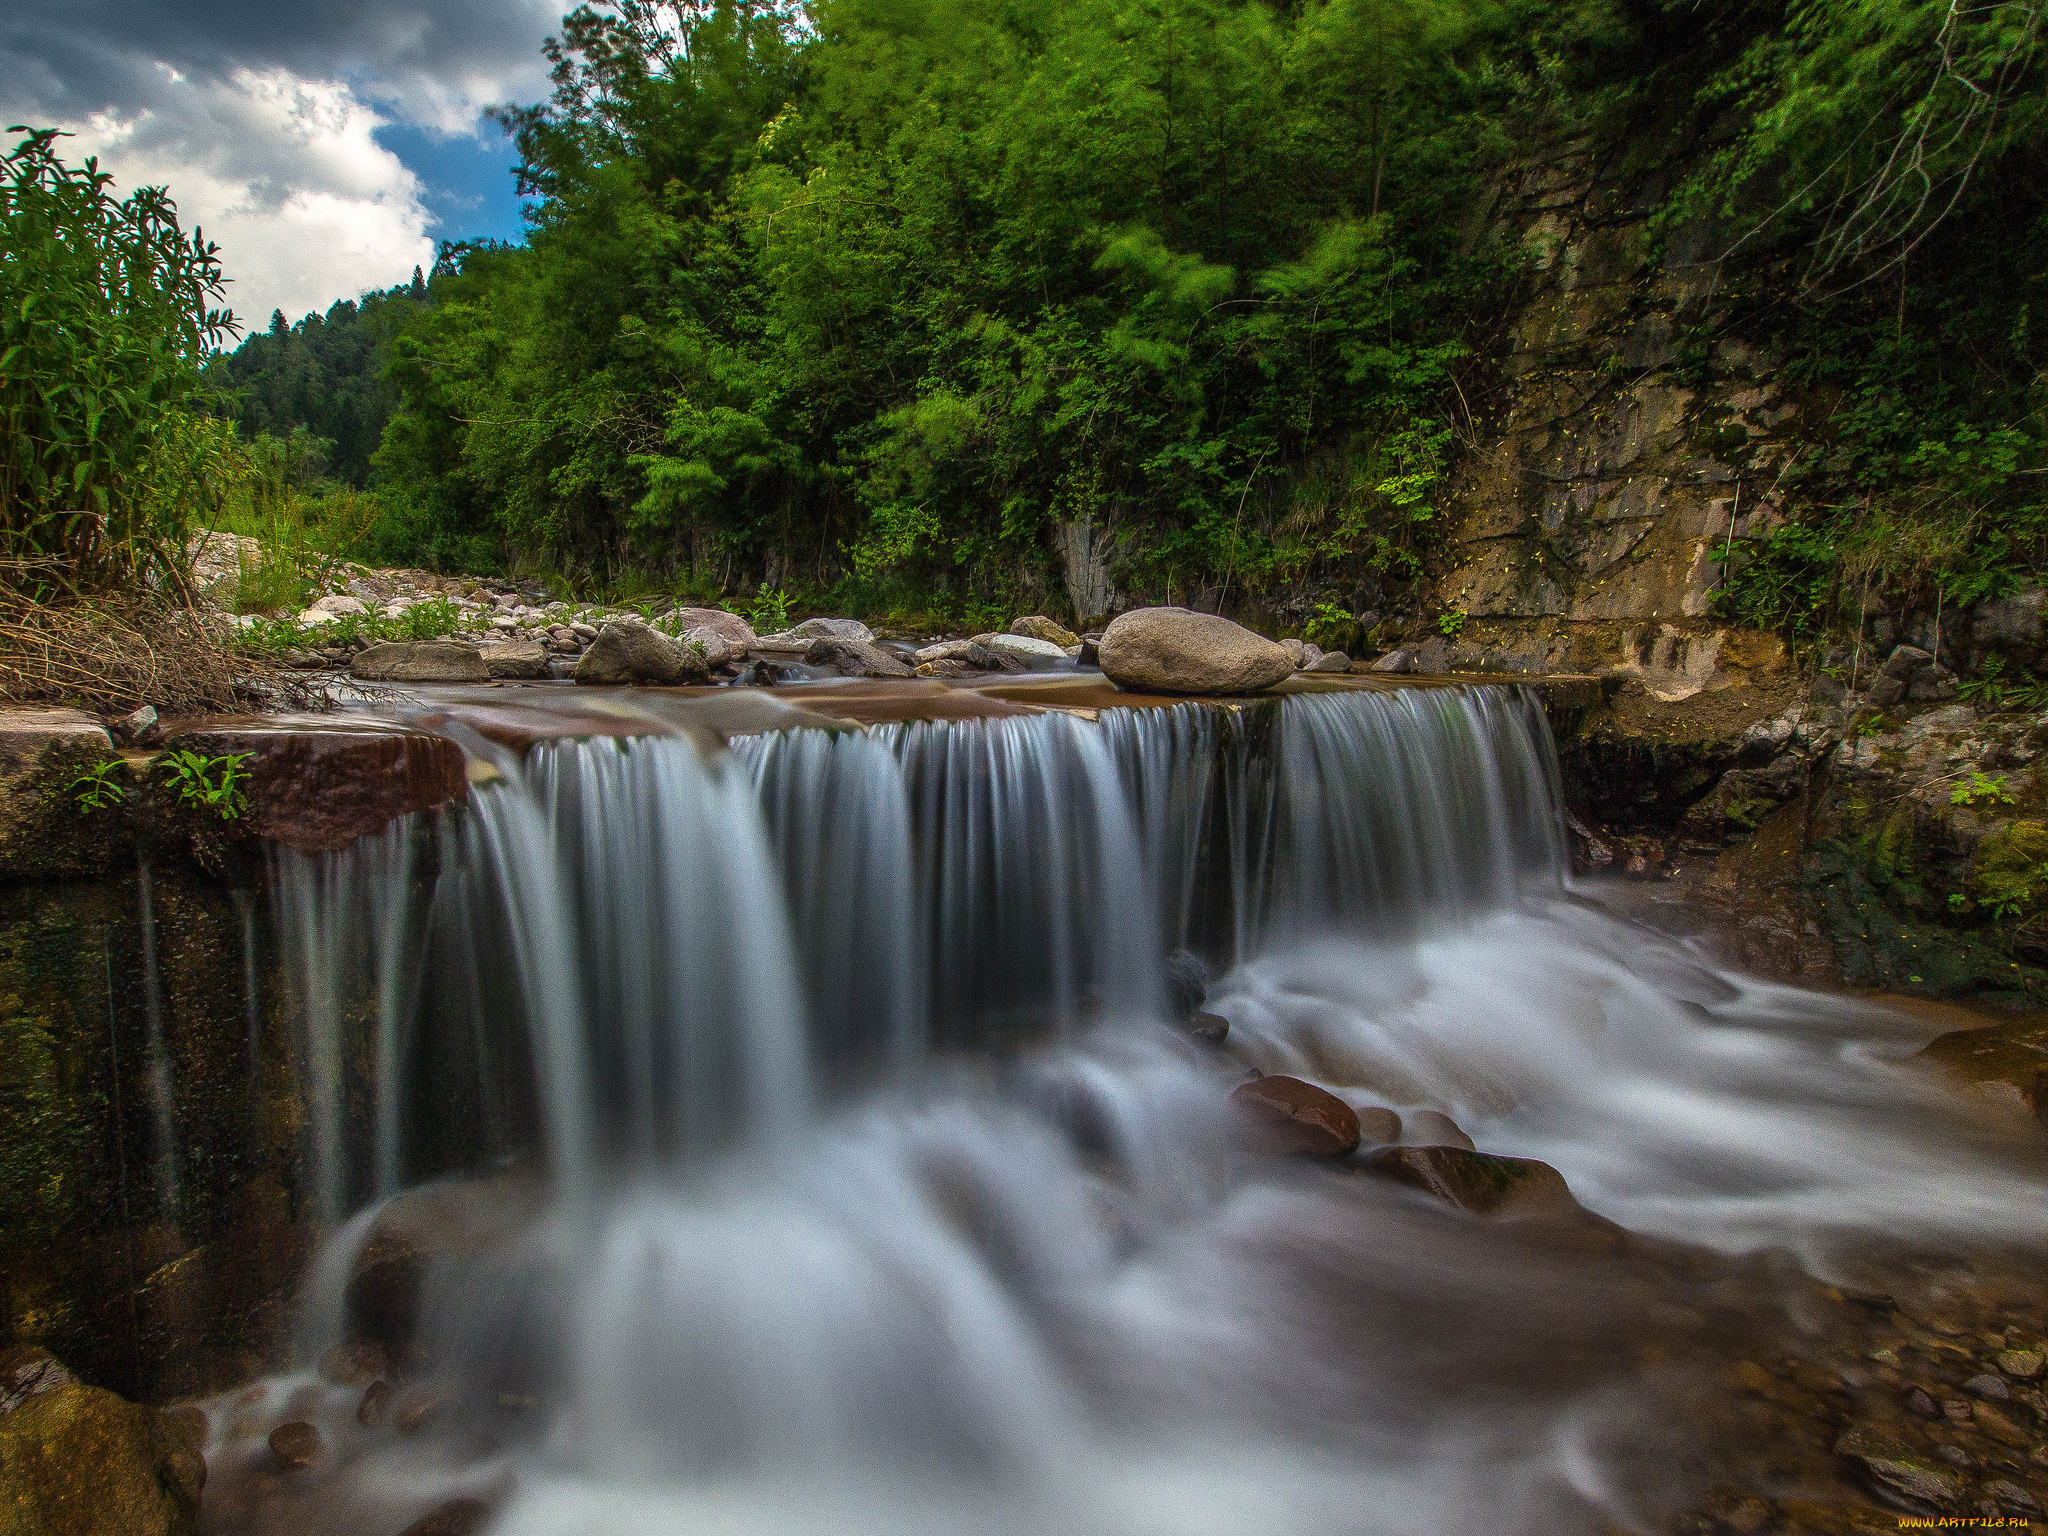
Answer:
[62,67,436,329]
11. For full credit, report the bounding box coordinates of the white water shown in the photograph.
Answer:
[226,686,2045,1536]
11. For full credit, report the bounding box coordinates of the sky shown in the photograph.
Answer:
[0,0,564,333]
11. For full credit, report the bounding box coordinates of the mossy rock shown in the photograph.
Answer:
[0,1381,203,1536]
[1970,820,2048,917]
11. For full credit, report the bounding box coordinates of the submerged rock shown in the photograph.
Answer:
[1163,950,1209,1020]
[1098,607,1294,695]
[1230,1075,1363,1156]
[574,619,709,686]
[1834,1423,1966,1513]
[1186,1010,1230,1044]
[398,1497,494,1536]
[1405,1109,1477,1151]
[1010,615,1082,649]
[267,1420,324,1471]
[1364,1146,1576,1217]
[0,1376,206,1536]
[1356,1107,1402,1145]
[352,641,492,684]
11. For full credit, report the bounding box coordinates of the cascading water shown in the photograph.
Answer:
[207,684,2048,1536]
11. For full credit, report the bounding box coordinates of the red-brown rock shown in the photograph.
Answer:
[268,1419,324,1471]
[1364,1146,1578,1217]
[1230,1075,1362,1156]
[398,1497,494,1536]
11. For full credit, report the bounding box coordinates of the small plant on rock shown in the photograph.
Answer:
[65,758,127,814]
[1303,601,1357,651]
[1437,609,1468,639]
[1951,771,2017,808]
[748,585,793,633]
[156,749,251,822]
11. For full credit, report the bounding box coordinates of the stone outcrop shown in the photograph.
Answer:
[1098,608,1294,695]
[0,1362,206,1536]
[352,641,491,684]
[165,722,469,856]
[574,620,709,686]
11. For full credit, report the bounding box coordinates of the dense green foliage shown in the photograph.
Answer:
[0,127,238,596]
[218,273,431,488]
[357,0,1537,615]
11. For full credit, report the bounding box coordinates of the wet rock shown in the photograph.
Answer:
[0,1345,77,1413]
[789,617,873,643]
[670,607,755,649]
[396,1385,454,1436]
[166,723,469,856]
[1986,1479,2041,1514]
[113,704,160,744]
[1405,1110,1477,1151]
[1098,607,1294,696]
[1304,650,1353,674]
[1163,950,1209,1020]
[1834,1424,1966,1513]
[914,639,1000,668]
[398,1497,494,1536]
[319,1340,387,1386]
[1010,616,1081,649]
[1905,1386,1941,1418]
[1997,1350,2044,1380]
[268,1420,324,1471]
[1966,1373,2012,1400]
[1971,1401,2032,1447]
[1185,1011,1229,1044]
[1356,1107,1402,1145]
[683,627,734,669]
[1942,1398,1974,1424]
[805,637,914,678]
[915,659,970,678]
[1363,1146,1577,1217]
[1230,1075,1362,1157]
[1370,650,1415,673]
[342,1180,539,1357]
[574,619,709,685]
[353,641,492,683]
[0,1379,206,1535]
[479,641,550,680]
[357,1380,393,1428]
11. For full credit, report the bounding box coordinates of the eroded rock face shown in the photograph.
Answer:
[574,620,708,686]
[1364,1146,1577,1217]
[166,723,468,856]
[0,708,119,881]
[352,642,491,684]
[1230,1075,1362,1156]
[1098,608,1294,695]
[0,1377,206,1536]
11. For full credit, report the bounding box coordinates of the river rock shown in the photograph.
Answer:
[805,637,914,678]
[1230,1075,1362,1156]
[1364,1146,1577,1217]
[1304,651,1352,673]
[1281,638,1306,667]
[306,592,368,619]
[1406,1110,1477,1151]
[980,633,1069,668]
[670,607,755,649]
[574,619,708,685]
[1834,1424,1966,1513]
[357,1380,393,1428]
[479,641,550,680]
[0,1377,207,1536]
[353,641,492,684]
[683,627,734,669]
[1357,1107,1402,1145]
[319,1339,387,1386]
[1163,950,1209,1020]
[398,1497,494,1536]
[1186,1011,1230,1044]
[1370,650,1415,673]
[1098,608,1294,695]
[1997,1349,2045,1380]
[268,1420,324,1471]
[914,639,1001,668]
[1010,615,1081,649]
[790,617,874,643]
[342,1179,540,1358]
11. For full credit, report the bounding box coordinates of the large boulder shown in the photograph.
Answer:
[790,617,874,643]
[1098,608,1294,695]
[669,607,755,650]
[574,620,709,686]
[0,1370,206,1536]
[1230,1075,1362,1157]
[479,641,550,680]
[352,642,491,684]
[1010,615,1082,649]
[804,638,914,678]
[979,633,1070,669]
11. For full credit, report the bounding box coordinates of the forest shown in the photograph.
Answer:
[12,0,2047,634]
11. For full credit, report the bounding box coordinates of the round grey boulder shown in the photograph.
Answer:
[1097,607,1294,695]
[574,619,709,685]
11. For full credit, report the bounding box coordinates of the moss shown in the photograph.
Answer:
[1970,820,2048,920]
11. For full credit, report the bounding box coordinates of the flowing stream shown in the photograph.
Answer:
[206,685,2047,1536]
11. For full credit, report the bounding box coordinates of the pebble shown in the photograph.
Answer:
[1997,1349,2045,1380]
[268,1420,324,1471]
[1905,1386,1940,1418]
[1965,1372,2011,1400]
